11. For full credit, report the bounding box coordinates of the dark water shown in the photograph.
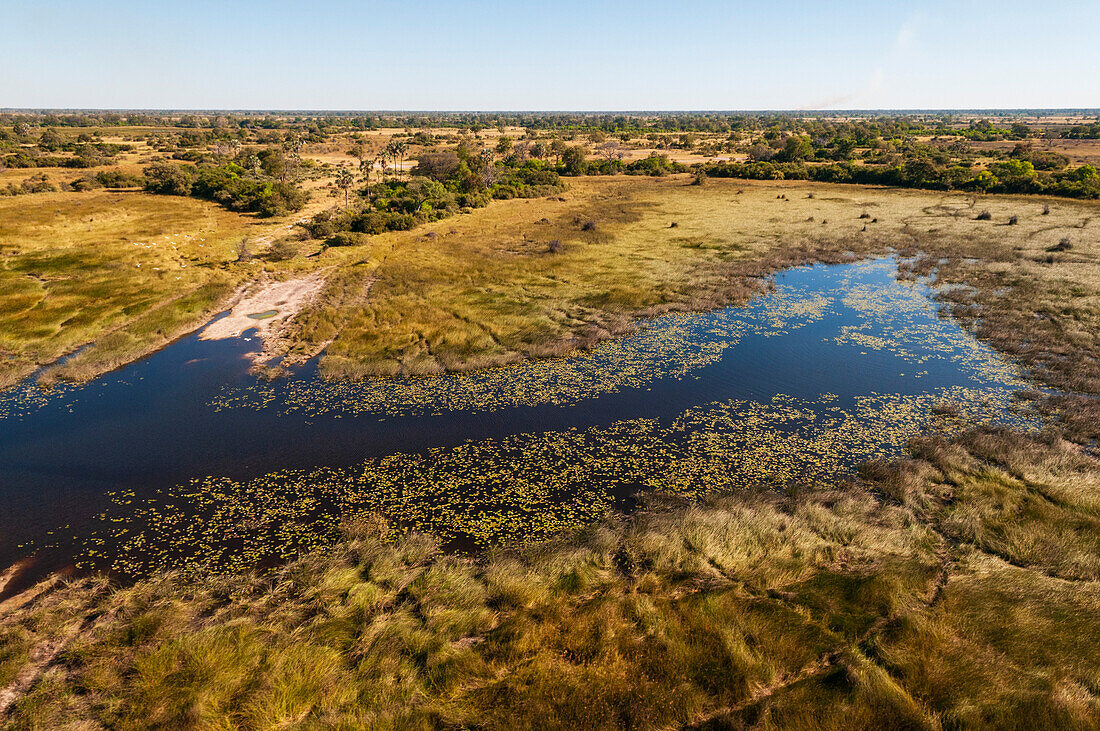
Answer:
[0,259,1026,592]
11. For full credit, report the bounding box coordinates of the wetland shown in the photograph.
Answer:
[1,257,1033,586]
[2,110,1100,728]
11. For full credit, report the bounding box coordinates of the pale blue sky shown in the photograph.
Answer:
[2,0,1097,110]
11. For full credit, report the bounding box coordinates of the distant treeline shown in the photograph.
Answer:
[695,160,1100,199]
[2,111,1098,137]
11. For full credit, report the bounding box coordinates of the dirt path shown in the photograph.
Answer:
[0,620,83,717]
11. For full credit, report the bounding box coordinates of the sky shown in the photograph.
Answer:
[1,0,1098,110]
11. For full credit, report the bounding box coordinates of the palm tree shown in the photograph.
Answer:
[377,150,388,183]
[392,140,408,174]
[336,167,355,210]
[383,140,408,176]
[359,157,376,196]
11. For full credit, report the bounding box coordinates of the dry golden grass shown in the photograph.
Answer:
[279,176,1100,385]
[0,190,264,387]
[1,429,1097,729]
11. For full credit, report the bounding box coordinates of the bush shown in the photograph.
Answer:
[326,231,370,247]
[95,170,144,188]
[69,175,103,192]
[143,162,195,195]
[975,210,992,221]
[266,237,301,261]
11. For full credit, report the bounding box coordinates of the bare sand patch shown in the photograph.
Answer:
[0,562,26,600]
[200,273,326,360]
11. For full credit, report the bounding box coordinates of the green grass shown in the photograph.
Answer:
[0,190,260,388]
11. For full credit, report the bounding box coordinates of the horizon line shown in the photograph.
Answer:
[3,108,1100,116]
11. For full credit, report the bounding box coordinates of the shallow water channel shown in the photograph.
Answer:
[0,258,1033,591]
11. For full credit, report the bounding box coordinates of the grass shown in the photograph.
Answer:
[3,173,1097,394]
[3,165,1100,727]
[0,190,259,388]
[1,428,1097,728]
[279,176,1100,385]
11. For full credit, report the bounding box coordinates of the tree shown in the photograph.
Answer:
[596,140,624,162]
[394,140,409,173]
[560,145,587,175]
[412,151,461,182]
[336,167,355,210]
[377,150,388,182]
[359,157,376,195]
[1073,164,1099,182]
[143,162,195,195]
[384,140,408,175]
[37,128,63,151]
[781,135,813,162]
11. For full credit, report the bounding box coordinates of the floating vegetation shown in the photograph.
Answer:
[832,261,1027,386]
[83,385,1035,577]
[208,259,1026,419]
[0,380,79,421]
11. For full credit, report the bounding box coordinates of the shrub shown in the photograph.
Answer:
[69,175,103,192]
[96,170,144,188]
[266,237,301,261]
[975,210,992,221]
[143,162,195,195]
[326,231,370,247]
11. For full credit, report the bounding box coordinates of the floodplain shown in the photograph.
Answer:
[1,111,1099,727]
